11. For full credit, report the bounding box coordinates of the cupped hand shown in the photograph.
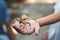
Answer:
[12,20,40,36]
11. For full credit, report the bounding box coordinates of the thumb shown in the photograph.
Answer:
[34,23,40,36]
[12,24,20,31]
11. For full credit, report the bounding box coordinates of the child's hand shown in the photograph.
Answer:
[12,20,40,36]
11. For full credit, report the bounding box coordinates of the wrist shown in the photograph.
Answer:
[36,19,43,27]
[36,19,41,26]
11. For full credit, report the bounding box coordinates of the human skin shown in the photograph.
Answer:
[12,12,60,35]
[37,12,60,26]
[5,21,16,40]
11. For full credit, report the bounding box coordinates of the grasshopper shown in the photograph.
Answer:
[15,15,31,29]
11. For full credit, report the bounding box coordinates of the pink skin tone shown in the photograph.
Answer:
[12,20,40,36]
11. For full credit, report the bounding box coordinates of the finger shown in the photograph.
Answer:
[35,26,40,36]
[34,23,40,36]
[25,24,30,28]
[12,24,20,28]
[12,24,20,30]
[12,24,24,33]
[20,23,25,29]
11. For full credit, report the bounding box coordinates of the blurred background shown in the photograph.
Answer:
[5,0,56,40]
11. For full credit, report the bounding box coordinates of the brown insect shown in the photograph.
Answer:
[15,15,31,29]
